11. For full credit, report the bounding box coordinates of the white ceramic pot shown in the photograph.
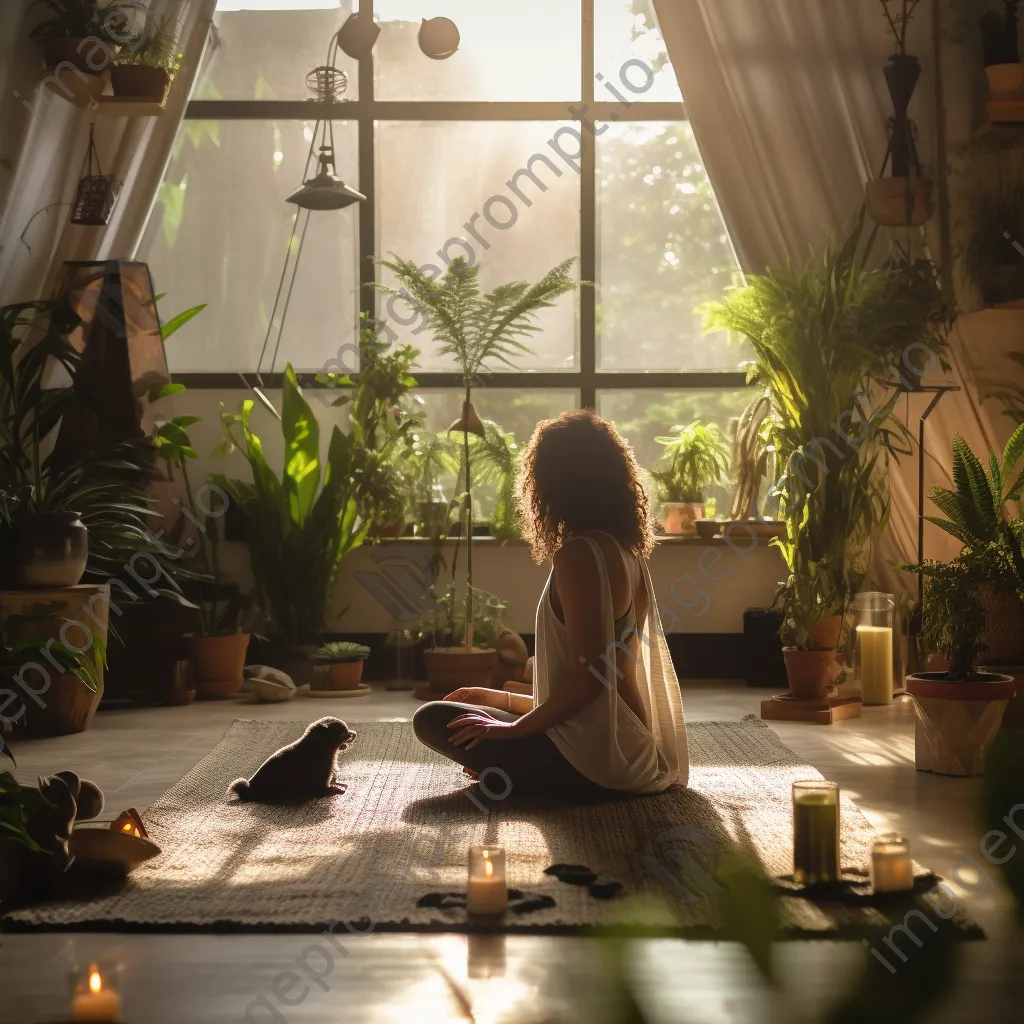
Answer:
[906,672,1015,776]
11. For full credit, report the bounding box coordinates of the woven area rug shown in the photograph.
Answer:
[3,716,981,937]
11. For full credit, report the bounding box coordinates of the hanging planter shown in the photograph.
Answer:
[71,126,122,227]
[868,5,933,227]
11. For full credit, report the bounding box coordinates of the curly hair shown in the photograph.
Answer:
[516,410,655,563]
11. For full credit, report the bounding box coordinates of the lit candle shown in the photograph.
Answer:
[467,846,508,915]
[71,964,122,1022]
[792,780,840,885]
[871,833,914,893]
[857,624,894,705]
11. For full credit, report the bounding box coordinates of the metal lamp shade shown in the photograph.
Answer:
[447,401,486,438]
[286,170,366,211]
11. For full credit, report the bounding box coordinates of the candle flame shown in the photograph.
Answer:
[89,968,102,994]
[484,859,493,878]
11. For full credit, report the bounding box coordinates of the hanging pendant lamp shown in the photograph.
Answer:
[447,401,486,438]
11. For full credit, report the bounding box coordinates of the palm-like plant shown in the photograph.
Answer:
[704,218,935,648]
[470,421,522,542]
[377,255,581,649]
[651,420,729,505]
[214,365,368,648]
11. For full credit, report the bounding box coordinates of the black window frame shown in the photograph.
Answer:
[173,0,748,407]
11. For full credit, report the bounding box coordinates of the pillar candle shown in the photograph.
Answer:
[467,846,508,915]
[872,834,914,893]
[71,965,121,1022]
[793,781,840,885]
[858,624,894,705]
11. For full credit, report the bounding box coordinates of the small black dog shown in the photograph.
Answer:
[228,717,356,803]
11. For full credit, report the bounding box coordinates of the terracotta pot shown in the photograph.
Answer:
[783,648,839,700]
[190,634,250,699]
[110,64,170,102]
[12,512,88,588]
[422,647,499,697]
[866,177,934,227]
[906,671,1015,776]
[42,37,114,75]
[327,660,365,690]
[661,502,703,537]
[986,63,1024,97]
[15,673,102,736]
[977,586,1024,665]
[808,614,843,651]
[369,517,406,540]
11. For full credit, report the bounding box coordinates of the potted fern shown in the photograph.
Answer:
[704,216,937,699]
[651,420,729,537]
[377,255,580,692]
[30,0,120,74]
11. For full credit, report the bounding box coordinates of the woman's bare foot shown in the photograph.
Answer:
[463,767,479,780]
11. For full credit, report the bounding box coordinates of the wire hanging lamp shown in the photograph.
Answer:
[242,32,366,417]
[71,124,122,227]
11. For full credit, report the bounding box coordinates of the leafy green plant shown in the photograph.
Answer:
[418,583,508,650]
[214,365,368,648]
[903,546,1016,680]
[650,420,729,505]
[377,255,581,648]
[470,421,522,541]
[0,613,99,693]
[314,641,371,663]
[0,299,189,602]
[115,13,182,73]
[704,216,935,648]
[925,427,1024,561]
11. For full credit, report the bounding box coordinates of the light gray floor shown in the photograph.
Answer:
[1,682,1021,1023]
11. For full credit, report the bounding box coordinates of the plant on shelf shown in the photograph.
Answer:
[377,253,581,693]
[957,151,1024,306]
[650,420,729,537]
[29,0,120,73]
[314,641,371,691]
[110,13,182,103]
[318,319,421,538]
[401,430,459,540]
[704,214,936,698]
[215,365,368,660]
[980,1,1023,93]
[470,420,523,543]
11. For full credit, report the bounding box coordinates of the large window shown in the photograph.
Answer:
[138,0,747,493]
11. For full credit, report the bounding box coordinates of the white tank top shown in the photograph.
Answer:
[533,534,689,793]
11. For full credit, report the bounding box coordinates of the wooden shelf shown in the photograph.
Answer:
[96,96,167,116]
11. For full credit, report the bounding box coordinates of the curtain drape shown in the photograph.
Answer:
[0,0,215,307]
[651,0,1006,593]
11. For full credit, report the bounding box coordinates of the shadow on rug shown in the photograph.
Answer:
[1,716,983,939]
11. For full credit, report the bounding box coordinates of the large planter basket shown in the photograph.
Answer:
[907,672,1016,776]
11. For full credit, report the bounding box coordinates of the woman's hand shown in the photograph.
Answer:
[447,713,521,750]
[443,687,502,707]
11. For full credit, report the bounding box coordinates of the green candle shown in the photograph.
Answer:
[792,781,840,885]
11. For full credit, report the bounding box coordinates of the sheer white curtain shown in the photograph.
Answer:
[651,0,1004,590]
[0,0,215,306]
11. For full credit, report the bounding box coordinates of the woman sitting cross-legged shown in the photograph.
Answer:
[412,409,689,799]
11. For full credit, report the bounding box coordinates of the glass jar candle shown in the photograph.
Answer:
[851,591,895,705]
[792,780,840,885]
[69,961,122,1022]
[871,833,914,893]
[467,845,508,915]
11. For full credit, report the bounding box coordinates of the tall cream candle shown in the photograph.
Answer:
[857,624,893,705]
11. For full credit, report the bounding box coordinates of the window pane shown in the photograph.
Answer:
[139,119,359,374]
[598,389,754,517]
[595,0,682,102]
[413,389,578,518]
[376,0,581,100]
[198,2,359,102]
[597,121,743,372]
[377,121,581,372]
